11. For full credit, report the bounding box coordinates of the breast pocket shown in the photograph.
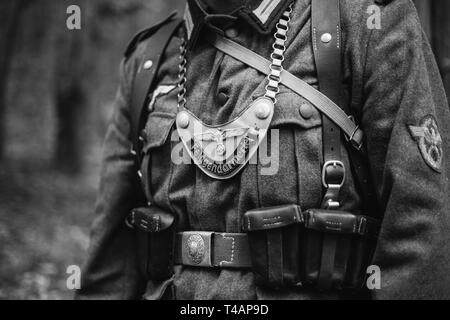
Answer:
[142,112,175,153]
[140,111,176,205]
[256,90,324,210]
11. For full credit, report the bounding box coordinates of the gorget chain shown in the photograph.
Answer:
[176,3,293,109]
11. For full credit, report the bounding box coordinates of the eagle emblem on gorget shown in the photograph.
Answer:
[193,128,250,158]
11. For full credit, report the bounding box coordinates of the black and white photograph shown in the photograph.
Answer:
[0,0,450,305]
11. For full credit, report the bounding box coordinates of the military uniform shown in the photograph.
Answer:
[77,0,450,300]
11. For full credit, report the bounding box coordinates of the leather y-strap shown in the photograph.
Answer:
[130,18,184,166]
[312,0,344,210]
[312,0,343,290]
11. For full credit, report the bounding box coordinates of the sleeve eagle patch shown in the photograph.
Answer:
[408,115,443,173]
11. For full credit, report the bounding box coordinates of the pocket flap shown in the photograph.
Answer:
[242,204,303,232]
[142,112,175,153]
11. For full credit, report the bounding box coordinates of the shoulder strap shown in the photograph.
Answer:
[125,11,178,60]
[312,0,345,211]
[311,0,380,217]
[129,16,184,166]
[311,0,345,291]
[311,0,381,290]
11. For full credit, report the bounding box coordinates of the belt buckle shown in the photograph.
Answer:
[181,231,213,267]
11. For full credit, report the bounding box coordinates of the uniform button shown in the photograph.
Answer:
[299,103,314,119]
[225,28,239,38]
[177,111,190,129]
[143,60,153,70]
[255,99,273,120]
[321,33,332,43]
[218,92,229,106]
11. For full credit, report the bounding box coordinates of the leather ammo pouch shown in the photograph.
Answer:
[301,209,380,290]
[130,206,177,280]
[242,205,303,289]
[242,206,380,290]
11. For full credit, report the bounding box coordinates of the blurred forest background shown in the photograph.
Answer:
[0,0,448,300]
[0,0,184,299]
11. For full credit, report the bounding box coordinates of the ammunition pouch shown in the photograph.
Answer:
[243,205,379,291]
[301,209,379,290]
[128,206,177,280]
[242,205,303,289]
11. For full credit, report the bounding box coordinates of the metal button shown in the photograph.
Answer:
[218,91,229,106]
[299,103,314,119]
[321,33,332,43]
[143,60,153,70]
[255,99,272,120]
[225,28,239,38]
[177,111,190,129]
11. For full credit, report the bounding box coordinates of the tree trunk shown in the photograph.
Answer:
[54,0,89,174]
[414,0,432,40]
[431,0,450,104]
[0,1,23,161]
[414,0,450,106]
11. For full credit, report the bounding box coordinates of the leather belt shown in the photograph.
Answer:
[175,232,252,268]
[173,210,379,269]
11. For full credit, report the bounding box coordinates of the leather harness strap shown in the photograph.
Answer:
[205,32,364,150]
[129,17,183,207]
[313,0,344,209]
[130,17,184,167]
[312,0,345,290]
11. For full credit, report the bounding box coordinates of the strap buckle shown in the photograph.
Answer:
[345,116,363,151]
[322,161,346,189]
[180,231,214,267]
[321,161,346,210]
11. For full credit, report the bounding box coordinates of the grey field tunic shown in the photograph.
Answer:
[77,0,450,300]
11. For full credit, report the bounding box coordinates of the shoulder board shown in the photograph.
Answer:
[124,11,178,59]
[374,0,394,5]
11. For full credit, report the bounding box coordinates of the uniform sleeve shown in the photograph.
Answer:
[361,0,450,299]
[75,58,145,300]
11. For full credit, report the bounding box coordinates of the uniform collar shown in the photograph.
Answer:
[185,0,292,47]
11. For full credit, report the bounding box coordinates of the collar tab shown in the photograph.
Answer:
[185,0,237,50]
[185,0,293,47]
[241,0,293,34]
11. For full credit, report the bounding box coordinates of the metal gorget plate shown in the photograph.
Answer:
[174,4,293,180]
[176,97,274,180]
